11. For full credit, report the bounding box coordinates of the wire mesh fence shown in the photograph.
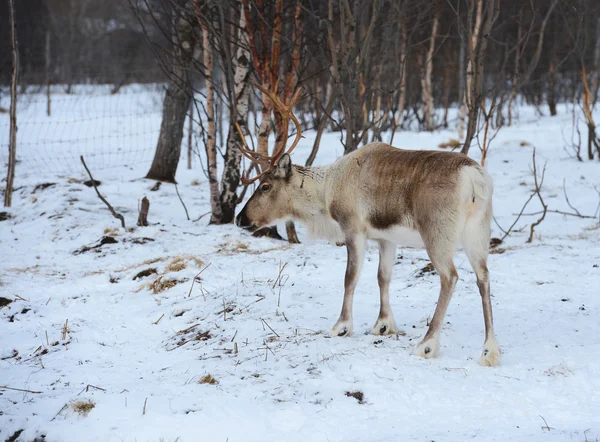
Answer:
[0,83,168,176]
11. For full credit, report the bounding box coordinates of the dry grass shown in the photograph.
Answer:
[190,179,201,186]
[217,241,288,256]
[145,276,186,294]
[103,227,120,237]
[70,399,95,416]
[134,255,203,294]
[166,257,188,272]
[438,139,461,149]
[116,257,167,273]
[544,363,573,377]
[198,374,219,385]
[166,255,204,272]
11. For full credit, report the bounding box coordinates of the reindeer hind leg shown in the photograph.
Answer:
[462,207,501,366]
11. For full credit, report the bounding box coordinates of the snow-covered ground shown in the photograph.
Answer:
[1,92,600,442]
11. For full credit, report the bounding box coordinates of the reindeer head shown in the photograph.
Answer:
[235,85,304,231]
[236,153,297,230]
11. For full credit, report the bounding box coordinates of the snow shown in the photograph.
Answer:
[1,91,600,442]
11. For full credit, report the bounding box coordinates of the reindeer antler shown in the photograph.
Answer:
[236,84,304,184]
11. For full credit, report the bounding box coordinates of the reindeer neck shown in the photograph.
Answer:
[292,165,330,215]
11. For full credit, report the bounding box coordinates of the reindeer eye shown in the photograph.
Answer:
[260,183,271,192]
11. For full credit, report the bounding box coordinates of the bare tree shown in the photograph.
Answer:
[145,0,197,182]
[196,4,222,222]
[459,0,500,155]
[420,1,440,131]
[4,0,19,208]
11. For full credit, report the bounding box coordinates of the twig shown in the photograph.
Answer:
[143,397,148,415]
[0,385,42,394]
[174,184,190,221]
[501,192,536,242]
[528,149,548,243]
[562,178,582,217]
[77,384,106,396]
[513,209,596,219]
[539,415,553,431]
[193,211,211,222]
[51,403,68,421]
[61,319,69,341]
[80,156,126,228]
[261,318,280,338]
[153,313,164,325]
[187,263,211,298]
[271,261,289,289]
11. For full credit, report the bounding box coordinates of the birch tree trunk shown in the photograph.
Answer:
[462,0,499,155]
[421,10,438,131]
[218,7,252,223]
[5,0,19,208]
[507,21,521,126]
[395,4,408,128]
[200,23,223,223]
[460,0,482,141]
[457,42,466,139]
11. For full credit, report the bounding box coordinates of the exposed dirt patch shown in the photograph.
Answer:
[0,211,12,221]
[490,237,503,248]
[73,236,118,255]
[126,237,155,245]
[33,183,57,193]
[416,262,436,278]
[345,391,365,404]
[0,297,12,308]
[83,179,101,187]
[132,268,157,280]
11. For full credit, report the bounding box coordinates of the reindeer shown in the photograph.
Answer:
[235,87,500,366]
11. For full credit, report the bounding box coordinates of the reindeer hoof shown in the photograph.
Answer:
[371,318,397,336]
[478,339,501,367]
[331,320,352,337]
[414,337,439,359]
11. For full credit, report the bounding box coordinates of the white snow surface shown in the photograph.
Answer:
[1,94,600,442]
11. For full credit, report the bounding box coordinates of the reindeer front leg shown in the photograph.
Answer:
[372,240,398,335]
[331,234,367,337]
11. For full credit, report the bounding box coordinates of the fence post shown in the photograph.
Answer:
[46,28,51,117]
[5,0,19,208]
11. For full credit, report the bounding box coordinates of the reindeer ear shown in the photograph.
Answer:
[274,154,292,179]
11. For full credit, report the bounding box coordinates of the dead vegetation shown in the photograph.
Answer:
[216,241,288,256]
[140,276,187,294]
[438,139,461,149]
[73,236,118,255]
[345,391,365,404]
[70,399,95,416]
[133,268,157,280]
[544,363,573,377]
[198,374,219,385]
[166,324,212,351]
[134,255,204,294]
